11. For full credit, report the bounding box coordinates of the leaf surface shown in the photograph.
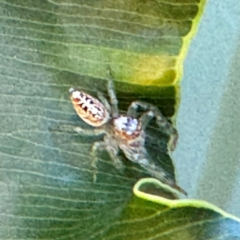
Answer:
[3,1,238,240]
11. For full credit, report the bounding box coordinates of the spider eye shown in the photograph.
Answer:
[69,87,75,93]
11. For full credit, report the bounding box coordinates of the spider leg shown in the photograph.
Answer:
[75,126,107,136]
[142,164,187,195]
[105,145,123,169]
[137,157,187,195]
[50,124,105,136]
[107,80,119,118]
[97,91,111,113]
[90,141,107,182]
[127,101,138,118]
[90,139,123,181]
[91,141,107,168]
[139,110,155,130]
[91,136,123,168]
[127,101,178,151]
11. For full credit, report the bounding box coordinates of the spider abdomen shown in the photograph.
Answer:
[69,88,110,127]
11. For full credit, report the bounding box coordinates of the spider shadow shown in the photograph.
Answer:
[145,121,176,181]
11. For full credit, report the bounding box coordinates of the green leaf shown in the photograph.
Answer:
[129,179,240,240]
[67,178,240,239]
[5,0,240,239]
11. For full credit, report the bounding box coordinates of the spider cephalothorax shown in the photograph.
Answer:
[68,80,186,195]
[113,116,142,140]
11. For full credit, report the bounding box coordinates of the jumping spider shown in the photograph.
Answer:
[68,80,186,195]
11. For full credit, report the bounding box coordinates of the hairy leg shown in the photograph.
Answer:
[97,91,111,113]
[52,124,106,136]
[139,110,154,130]
[61,125,106,136]
[91,138,123,181]
[127,101,178,151]
[91,141,108,182]
[140,161,187,195]
[91,136,122,169]
[107,80,119,118]
[91,141,107,168]
[105,146,123,169]
[127,101,139,118]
